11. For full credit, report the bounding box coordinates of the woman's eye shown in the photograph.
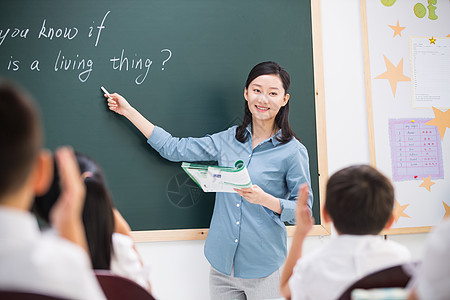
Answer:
[253,89,260,93]
[270,92,278,96]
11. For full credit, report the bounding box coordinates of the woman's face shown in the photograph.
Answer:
[244,74,289,125]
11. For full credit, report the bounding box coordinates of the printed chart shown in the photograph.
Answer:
[389,118,443,181]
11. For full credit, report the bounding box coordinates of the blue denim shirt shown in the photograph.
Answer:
[148,125,313,278]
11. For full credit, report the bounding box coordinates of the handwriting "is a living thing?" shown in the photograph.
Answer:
[1,11,173,85]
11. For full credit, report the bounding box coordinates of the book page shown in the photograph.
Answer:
[182,160,252,193]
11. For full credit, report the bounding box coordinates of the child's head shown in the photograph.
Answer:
[34,152,115,269]
[325,165,394,235]
[0,82,43,202]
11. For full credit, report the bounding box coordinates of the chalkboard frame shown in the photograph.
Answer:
[130,0,331,242]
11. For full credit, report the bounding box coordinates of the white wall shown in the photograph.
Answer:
[135,1,428,299]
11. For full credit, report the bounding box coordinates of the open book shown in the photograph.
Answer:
[181,160,252,193]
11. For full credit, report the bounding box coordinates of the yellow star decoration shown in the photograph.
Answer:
[425,107,450,140]
[443,201,450,219]
[375,56,411,97]
[393,199,410,224]
[429,36,436,44]
[388,20,406,37]
[419,175,435,192]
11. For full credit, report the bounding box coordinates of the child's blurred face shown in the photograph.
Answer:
[244,74,289,124]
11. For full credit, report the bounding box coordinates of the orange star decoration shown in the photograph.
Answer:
[425,107,450,140]
[443,201,450,219]
[388,20,406,37]
[419,175,435,192]
[375,56,411,97]
[393,199,410,224]
[429,36,436,44]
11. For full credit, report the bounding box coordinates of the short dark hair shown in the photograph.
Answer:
[236,61,299,144]
[325,165,394,235]
[0,81,41,199]
[34,152,115,270]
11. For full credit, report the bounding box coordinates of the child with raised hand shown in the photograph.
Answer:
[0,82,105,299]
[280,165,412,300]
[34,152,151,292]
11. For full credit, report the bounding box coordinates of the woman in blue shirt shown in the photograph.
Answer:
[105,61,313,299]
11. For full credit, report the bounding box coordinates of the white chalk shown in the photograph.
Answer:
[101,86,111,98]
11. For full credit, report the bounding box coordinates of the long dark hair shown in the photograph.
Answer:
[235,61,299,144]
[33,153,115,270]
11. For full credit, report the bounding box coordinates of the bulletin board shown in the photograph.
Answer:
[361,0,450,234]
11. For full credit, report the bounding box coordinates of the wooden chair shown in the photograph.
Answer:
[337,262,420,300]
[0,290,67,300]
[95,270,156,300]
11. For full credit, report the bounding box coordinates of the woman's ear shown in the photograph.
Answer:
[244,88,248,102]
[282,93,290,107]
[33,149,53,196]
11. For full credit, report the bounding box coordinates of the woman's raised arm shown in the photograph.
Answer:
[105,92,155,139]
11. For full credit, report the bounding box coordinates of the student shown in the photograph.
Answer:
[0,82,105,299]
[280,165,412,300]
[34,152,152,292]
[407,217,450,300]
[105,61,313,299]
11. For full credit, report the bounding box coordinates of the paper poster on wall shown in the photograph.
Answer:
[410,37,450,108]
[389,118,444,182]
[363,0,450,231]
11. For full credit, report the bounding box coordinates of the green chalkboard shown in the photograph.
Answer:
[0,0,321,232]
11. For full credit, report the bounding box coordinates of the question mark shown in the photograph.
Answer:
[161,49,172,70]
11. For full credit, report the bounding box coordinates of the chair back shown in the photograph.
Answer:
[337,262,419,300]
[95,270,155,300]
[0,290,67,300]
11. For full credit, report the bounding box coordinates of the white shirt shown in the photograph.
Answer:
[0,207,105,300]
[415,219,450,300]
[110,232,150,290]
[289,234,411,300]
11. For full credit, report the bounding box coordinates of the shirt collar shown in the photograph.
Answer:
[0,206,41,242]
[245,124,282,146]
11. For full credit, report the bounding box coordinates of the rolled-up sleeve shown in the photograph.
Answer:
[279,145,313,223]
[147,126,220,162]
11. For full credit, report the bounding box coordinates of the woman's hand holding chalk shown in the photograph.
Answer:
[102,88,132,118]
[102,86,119,112]
[101,86,111,98]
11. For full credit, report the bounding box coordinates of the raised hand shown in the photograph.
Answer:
[294,184,314,237]
[49,146,88,253]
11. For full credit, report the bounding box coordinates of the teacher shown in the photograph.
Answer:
[105,61,313,299]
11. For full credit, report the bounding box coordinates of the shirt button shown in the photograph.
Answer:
[248,154,251,157]
[236,203,240,207]
[236,221,240,225]
[235,239,238,243]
